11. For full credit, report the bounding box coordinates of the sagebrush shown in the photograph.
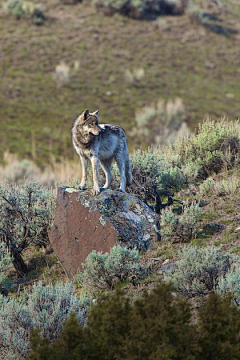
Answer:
[0,282,91,360]
[0,181,55,276]
[75,245,143,291]
[165,246,238,297]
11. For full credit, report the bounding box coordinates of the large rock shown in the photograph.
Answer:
[48,187,159,277]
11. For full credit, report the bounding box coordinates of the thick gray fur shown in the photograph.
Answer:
[72,109,133,195]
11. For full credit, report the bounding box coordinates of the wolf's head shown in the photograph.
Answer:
[78,109,101,136]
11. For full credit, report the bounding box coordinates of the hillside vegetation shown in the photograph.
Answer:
[0,0,240,165]
[0,118,240,359]
[0,1,240,358]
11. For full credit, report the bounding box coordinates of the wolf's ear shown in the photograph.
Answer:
[92,110,99,117]
[79,109,89,122]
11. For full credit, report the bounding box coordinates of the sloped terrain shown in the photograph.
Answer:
[0,0,240,165]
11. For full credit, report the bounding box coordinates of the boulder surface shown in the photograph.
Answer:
[48,187,159,277]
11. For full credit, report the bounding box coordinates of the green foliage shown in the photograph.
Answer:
[125,283,195,360]
[29,313,85,360]
[3,0,45,24]
[92,0,186,19]
[161,203,201,242]
[175,118,240,179]
[75,245,143,291]
[165,246,238,297]
[0,281,91,360]
[28,283,240,360]
[217,266,240,306]
[199,177,215,195]
[0,242,12,295]
[124,147,186,212]
[196,292,240,360]
[0,181,55,276]
[29,283,196,360]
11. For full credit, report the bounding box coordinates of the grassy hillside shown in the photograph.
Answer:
[0,0,240,165]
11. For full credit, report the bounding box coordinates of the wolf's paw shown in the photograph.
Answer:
[92,188,101,196]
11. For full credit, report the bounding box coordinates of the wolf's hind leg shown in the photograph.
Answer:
[100,159,113,189]
[116,154,126,192]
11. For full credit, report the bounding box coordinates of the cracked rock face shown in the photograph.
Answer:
[48,187,159,277]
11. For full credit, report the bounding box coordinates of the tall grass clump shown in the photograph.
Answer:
[165,246,238,298]
[199,176,240,197]
[161,203,201,243]
[75,245,143,291]
[0,181,55,276]
[175,118,240,180]
[0,282,91,360]
[131,98,189,147]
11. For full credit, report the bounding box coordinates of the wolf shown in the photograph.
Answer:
[72,109,133,195]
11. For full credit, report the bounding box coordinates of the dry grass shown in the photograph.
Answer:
[0,151,81,187]
[0,0,239,165]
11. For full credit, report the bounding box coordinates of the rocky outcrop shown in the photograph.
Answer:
[48,187,159,277]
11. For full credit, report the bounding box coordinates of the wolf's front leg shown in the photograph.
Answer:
[91,156,101,195]
[79,155,88,190]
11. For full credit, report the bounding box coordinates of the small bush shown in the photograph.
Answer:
[131,98,189,147]
[92,0,187,20]
[3,0,46,24]
[0,242,12,295]
[0,181,55,276]
[0,282,91,360]
[165,246,238,297]
[175,118,240,179]
[124,67,145,84]
[53,62,71,88]
[161,203,201,242]
[75,245,143,291]
[199,177,215,196]
[199,176,240,197]
[122,147,186,212]
[217,266,240,306]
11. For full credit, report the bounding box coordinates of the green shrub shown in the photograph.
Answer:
[120,147,186,212]
[161,203,201,242]
[217,266,240,306]
[175,118,240,179]
[28,285,240,360]
[196,292,240,359]
[0,282,91,360]
[75,245,143,291]
[0,181,55,276]
[199,176,240,197]
[0,242,12,295]
[165,246,238,297]
[3,0,46,24]
[29,312,85,360]
[92,0,187,20]
[29,283,196,360]
[199,177,215,195]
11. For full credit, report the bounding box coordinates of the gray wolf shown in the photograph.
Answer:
[72,109,132,195]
